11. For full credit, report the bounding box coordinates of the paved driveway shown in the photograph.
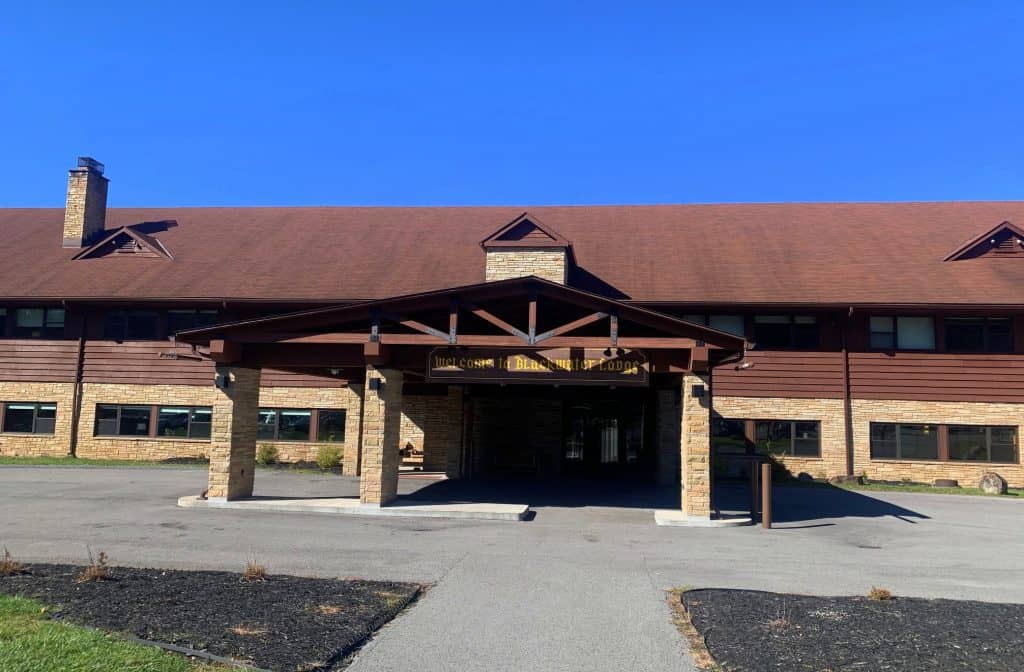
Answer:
[2,466,1023,672]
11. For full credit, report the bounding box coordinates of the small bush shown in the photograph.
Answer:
[868,586,893,601]
[315,445,343,471]
[76,548,109,583]
[242,560,266,583]
[0,547,24,576]
[256,443,279,466]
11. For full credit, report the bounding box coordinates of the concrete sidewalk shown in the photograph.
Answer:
[2,466,1023,671]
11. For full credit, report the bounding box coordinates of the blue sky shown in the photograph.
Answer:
[1,2,1022,206]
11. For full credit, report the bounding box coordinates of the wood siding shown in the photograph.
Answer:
[81,341,213,386]
[261,368,349,388]
[0,340,78,382]
[849,352,1024,403]
[713,350,846,399]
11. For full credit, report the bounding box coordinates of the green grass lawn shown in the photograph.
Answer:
[0,594,221,672]
[780,478,1024,498]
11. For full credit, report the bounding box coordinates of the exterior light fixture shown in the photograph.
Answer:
[603,348,612,356]
[214,372,230,389]
[735,361,755,371]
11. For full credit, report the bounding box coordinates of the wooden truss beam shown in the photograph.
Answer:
[533,311,608,344]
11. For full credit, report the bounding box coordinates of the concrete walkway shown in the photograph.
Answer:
[2,466,1023,671]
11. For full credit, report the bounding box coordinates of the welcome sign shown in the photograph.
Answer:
[427,347,649,386]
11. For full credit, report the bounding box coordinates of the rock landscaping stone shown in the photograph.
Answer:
[979,471,1008,495]
[0,563,420,672]
[680,589,1024,672]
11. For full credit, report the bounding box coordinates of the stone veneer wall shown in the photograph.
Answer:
[681,373,712,517]
[484,249,567,284]
[399,387,462,472]
[359,367,404,505]
[713,396,848,480]
[0,382,77,457]
[851,399,1024,488]
[207,367,261,500]
[76,383,220,461]
[257,385,362,472]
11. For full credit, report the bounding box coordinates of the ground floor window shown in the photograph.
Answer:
[870,422,1017,463]
[95,404,212,439]
[948,425,1017,463]
[1,402,56,434]
[258,408,345,443]
[712,418,821,457]
[754,420,821,457]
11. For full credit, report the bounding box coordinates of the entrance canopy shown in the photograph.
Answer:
[175,276,746,380]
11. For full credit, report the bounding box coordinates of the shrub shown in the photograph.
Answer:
[315,445,343,471]
[0,547,24,576]
[242,560,266,583]
[75,548,109,583]
[256,443,279,466]
[868,586,893,601]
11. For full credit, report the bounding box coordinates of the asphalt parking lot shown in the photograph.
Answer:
[2,466,1022,671]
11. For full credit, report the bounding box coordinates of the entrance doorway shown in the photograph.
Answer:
[563,399,646,478]
[467,386,652,480]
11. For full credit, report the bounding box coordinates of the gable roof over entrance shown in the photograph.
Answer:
[176,276,746,374]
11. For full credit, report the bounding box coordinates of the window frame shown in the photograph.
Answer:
[752,419,822,457]
[0,401,57,435]
[94,403,212,440]
[751,315,820,350]
[102,310,162,341]
[257,407,346,443]
[948,424,1018,464]
[156,405,213,439]
[943,317,1014,354]
[868,315,937,351]
[13,307,66,339]
[869,422,1018,463]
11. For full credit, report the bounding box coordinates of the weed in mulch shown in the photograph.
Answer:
[0,563,421,672]
[242,559,266,583]
[0,547,25,576]
[679,588,1024,672]
[75,548,109,583]
[869,585,893,601]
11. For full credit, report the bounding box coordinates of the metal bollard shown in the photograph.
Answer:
[761,463,772,529]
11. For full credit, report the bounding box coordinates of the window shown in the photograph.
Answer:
[682,314,746,337]
[712,417,748,454]
[157,406,213,439]
[1,402,56,434]
[166,310,219,334]
[753,315,819,349]
[14,307,65,338]
[95,404,151,436]
[258,408,344,442]
[0,308,6,335]
[869,423,939,460]
[944,317,1013,353]
[317,410,347,443]
[949,425,1017,463]
[104,310,160,340]
[753,420,821,457]
[869,316,935,350]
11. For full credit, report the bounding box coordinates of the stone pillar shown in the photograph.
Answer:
[680,372,712,518]
[207,366,261,501]
[359,366,404,505]
[655,388,681,486]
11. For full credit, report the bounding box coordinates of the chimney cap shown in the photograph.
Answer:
[76,156,104,175]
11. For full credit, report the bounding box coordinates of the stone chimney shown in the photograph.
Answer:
[62,157,108,248]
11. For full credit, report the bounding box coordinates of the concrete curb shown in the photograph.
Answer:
[179,495,530,521]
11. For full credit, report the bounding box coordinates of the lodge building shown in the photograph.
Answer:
[1,157,1023,519]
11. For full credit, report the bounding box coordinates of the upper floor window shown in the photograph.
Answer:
[869,316,935,350]
[1,402,56,434]
[0,308,6,335]
[681,314,745,337]
[14,308,65,339]
[753,315,819,349]
[104,310,160,341]
[167,310,219,334]
[944,317,1013,353]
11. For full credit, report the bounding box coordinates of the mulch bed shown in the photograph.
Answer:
[680,589,1024,671]
[0,563,421,671]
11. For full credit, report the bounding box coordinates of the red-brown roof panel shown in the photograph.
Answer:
[1,203,1024,304]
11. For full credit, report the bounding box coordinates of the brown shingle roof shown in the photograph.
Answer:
[2,202,1024,305]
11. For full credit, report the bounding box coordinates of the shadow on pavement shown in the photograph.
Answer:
[714,482,930,524]
[405,477,680,510]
